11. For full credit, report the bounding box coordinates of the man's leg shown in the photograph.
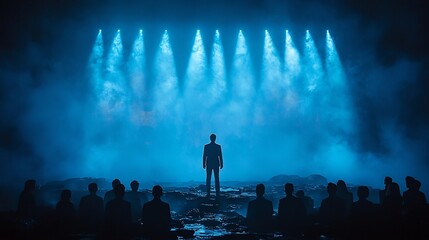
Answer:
[214,167,220,197]
[206,168,212,197]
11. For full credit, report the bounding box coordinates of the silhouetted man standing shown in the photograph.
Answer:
[203,134,223,197]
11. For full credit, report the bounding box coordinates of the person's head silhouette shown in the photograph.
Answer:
[152,185,163,199]
[405,176,415,189]
[24,179,36,193]
[327,182,337,196]
[357,186,369,200]
[285,183,294,196]
[114,184,126,199]
[130,180,139,192]
[210,134,216,143]
[112,179,121,189]
[61,189,72,202]
[384,176,393,186]
[256,184,265,198]
[337,180,347,192]
[88,183,98,195]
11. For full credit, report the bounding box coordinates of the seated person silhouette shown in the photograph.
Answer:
[349,186,376,238]
[125,180,144,223]
[105,183,132,237]
[104,178,121,207]
[277,183,306,234]
[296,190,314,215]
[319,183,346,233]
[141,185,172,237]
[203,134,223,197]
[17,179,37,220]
[379,176,392,205]
[246,184,273,233]
[55,189,77,234]
[79,182,104,233]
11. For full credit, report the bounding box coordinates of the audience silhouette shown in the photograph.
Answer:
[349,186,376,239]
[319,182,346,237]
[125,180,145,223]
[336,180,353,214]
[17,179,37,220]
[79,182,104,233]
[55,189,77,235]
[277,183,306,234]
[141,185,172,238]
[11,175,429,239]
[246,184,273,233]
[296,190,314,215]
[105,183,132,238]
[104,178,121,206]
[203,134,223,197]
[379,176,393,205]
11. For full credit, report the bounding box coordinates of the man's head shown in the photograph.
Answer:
[152,185,163,199]
[112,179,121,189]
[24,179,36,192]
[285,183,294,196]
[384,176,393,186]
[130,180,139,192]
[357,186,369,200]
[61,189,72,201]
[210,134,216,143]
[405,176,415,189]
[88,182,98,194]
[114,184,126,199]
[327,182,337,196]
[256,184,265,198]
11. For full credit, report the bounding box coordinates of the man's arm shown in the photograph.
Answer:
[219,145,223,169]
[202,145,206,169]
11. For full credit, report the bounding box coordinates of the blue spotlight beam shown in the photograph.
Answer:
[284,30,301,79]
[303,30,324,92]
[88,31,104,93]
[261,30,282,100]
[128,30,145,100]
[153,30,179,119]
[232,30,255,101]
[184,30,208,105]
[326,31,346,86]
[210,30,227,104]
[99,31,127,116]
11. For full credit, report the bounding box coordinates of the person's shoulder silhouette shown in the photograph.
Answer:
[246,184,273,233]
[319,182,346,226]
[296,190,314,215]
[141,185,172,236]
[125,180,143,223]
[79,182,104,232]
[55,189,77,234]
[105,183,132,237]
